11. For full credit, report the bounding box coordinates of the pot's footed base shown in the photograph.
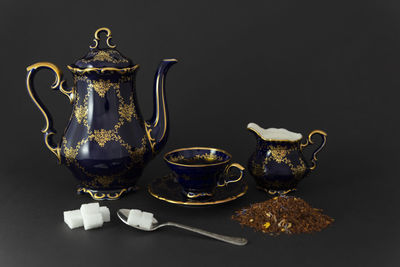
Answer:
[257,186,297,196]
[77,186,138,200]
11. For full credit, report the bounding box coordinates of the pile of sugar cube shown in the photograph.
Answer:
[64,203,110,230]
[127,209,156,230]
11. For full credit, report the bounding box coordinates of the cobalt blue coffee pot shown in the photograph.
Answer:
[26,27,177,200]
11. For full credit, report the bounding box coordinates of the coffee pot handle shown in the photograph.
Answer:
[217,163,245,187]
[26,62,74,163]
[300,130,327,171]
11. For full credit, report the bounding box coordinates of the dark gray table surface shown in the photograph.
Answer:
[1,0,399,266]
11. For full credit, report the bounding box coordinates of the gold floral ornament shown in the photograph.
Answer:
[129,136,148,165]
[263,145,307,177]
[64,146,79,165]
[270,148,288,163]
[169,155,185,163]
[74,105,87,124]
[91,129,113,147]
[92,51,117,63]
[289,162,307,177]
[90,79,120,98]
[170,154,224,164]
[81,50,129,64]
[251,161,265,177]
[96,176,114,187]
[194,153,224,162]
[119,103,136,122]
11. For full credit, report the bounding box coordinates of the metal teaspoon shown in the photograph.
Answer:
[117,209,248,246]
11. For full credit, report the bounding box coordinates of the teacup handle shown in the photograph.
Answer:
[300,130,327,171]
[217,163,245,187]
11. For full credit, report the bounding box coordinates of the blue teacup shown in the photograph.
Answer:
[164,147,245,199]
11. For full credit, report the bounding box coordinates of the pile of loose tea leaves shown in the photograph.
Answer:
[232,196,334,235]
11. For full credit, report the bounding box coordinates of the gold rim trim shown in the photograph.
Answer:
[67,64,139,74]
[148,184,248,206]
[164,147,233,167]
[247,127,303,143]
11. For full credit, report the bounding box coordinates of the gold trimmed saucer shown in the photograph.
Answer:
[148,173,247,206]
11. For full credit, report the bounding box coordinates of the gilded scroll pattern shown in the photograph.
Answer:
[63,134,148,188]
[251,161,266,177]
[73,75,137,133]
[119,103,135,122]
[89,79,120,98]
[169,153,225,164]
[63,146,79,166]
[114,76,137,131]
[96,176,114,187]
[90,129,113,147]
[77,187,129,200]
[73,76,92,132]
[82,87,91,132]
[61,73,148,190]
[74,105,87,124]
[290,163,307,177]
[270,149,288,164]
[253,145,307,178]
[62,136,88,166]
[80,50,129,64]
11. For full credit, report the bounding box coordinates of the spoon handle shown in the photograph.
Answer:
[164,222,248,246]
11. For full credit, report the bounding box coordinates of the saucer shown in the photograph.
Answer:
[148,173,248,206]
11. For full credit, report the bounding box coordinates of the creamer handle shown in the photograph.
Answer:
[300,130,327,171]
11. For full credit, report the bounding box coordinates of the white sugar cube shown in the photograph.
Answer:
[138,211,154,230]
[64,209,83,229]
[80,202,100,215]
[127,209,142,226]
[83,213,104,230]
[64,203,110,230]
[99,206,110,222]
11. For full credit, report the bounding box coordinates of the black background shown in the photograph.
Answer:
[0,0,399,266]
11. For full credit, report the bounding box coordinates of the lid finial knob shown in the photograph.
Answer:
[89,27,116,49]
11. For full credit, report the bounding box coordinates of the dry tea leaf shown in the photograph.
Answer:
[232,196,334,235]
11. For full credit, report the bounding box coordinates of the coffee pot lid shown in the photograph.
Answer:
[72,27,134,69]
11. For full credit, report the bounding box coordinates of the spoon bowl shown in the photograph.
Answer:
[117,209,159,231]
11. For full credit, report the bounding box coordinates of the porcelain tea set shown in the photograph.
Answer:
[26,28,327,205]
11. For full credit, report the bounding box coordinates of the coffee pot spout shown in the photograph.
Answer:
[145,59,178,155]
